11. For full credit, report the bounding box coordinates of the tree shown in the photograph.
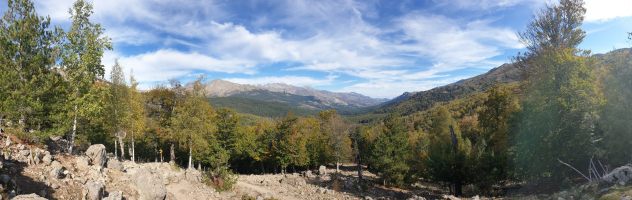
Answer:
[61,0,112,153]
[600,48,632,166]
[518,0,586,59]
[471,85,519,192]
[170,78,216,169]
[128,72,145,162]
[513,0,602,186]
[514,48,601,185]
[108,61,129,159]
[369,115,411,186]
[424,106,472,196]
[319,110,352,172]
[216,108,240,157]
[0,0,62,132]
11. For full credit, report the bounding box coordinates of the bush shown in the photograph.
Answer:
[203,166,238,192]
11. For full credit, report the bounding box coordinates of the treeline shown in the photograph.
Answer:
[2,0,632,196]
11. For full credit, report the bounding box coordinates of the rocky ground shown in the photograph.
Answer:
[2,132,632,200]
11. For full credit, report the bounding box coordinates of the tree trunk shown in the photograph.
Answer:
[131,131,135,163]
[69,105,78,154]
[114,139,118,159]
[188,140,192,169]
[454,181,463,197]
[119,136,125,160]
[336,162,340,173]
[170,143,175,163]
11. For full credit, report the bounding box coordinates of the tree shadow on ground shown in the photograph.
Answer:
[2,160,56,199]
[305,166,443,200]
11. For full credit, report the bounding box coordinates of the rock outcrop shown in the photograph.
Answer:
[86,144,107,167]
[82,180,105,200]
[134,168,167,200]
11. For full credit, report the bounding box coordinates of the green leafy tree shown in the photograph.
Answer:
[128,73,146,162]
[425,106,472,196]
[369,115,411,186]
[319,110,352,172]
[61,0,112,153]
[108,61,129,159]
[170,78,217,169]
[0,0,62,132]
[471,85,519,192]
[216,108,240,157]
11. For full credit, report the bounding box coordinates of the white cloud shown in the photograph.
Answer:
[34,0,526,98]
[584,0,632,22]
[225,75,336,87]
[338,76,471,98]
[102,49,257,88]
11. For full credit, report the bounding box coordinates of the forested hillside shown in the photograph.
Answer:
[1,0,631,199]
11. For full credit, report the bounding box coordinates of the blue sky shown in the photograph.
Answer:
[3,0,631,98]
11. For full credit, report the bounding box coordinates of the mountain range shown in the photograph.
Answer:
[203,79,388,117]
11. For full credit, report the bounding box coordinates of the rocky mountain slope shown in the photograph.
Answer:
[203,80,388,117]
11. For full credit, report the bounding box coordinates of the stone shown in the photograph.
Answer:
[103,191,123,200]
[603,165,632,186]
[86,144,107,167]
[185,168,202,183]
[76,156,90,171]
[319,165,327,176]
[0,174,10,184]
[303,170,313,178]
[134,168,167,200]
[82,180,105,200]
[12,194,47,200]
[106,158,123,171]
[42,154,52,166]
[280,175,306,186]
[49,165,64,179]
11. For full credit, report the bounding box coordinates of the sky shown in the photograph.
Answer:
[2,0,631,98]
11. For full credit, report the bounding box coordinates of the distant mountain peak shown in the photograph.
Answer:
[203,79,388,110]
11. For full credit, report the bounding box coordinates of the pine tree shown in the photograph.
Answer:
[62,0,112,153]
[425,106,472,196]
[0,0,62,132]
[369,115,411,186]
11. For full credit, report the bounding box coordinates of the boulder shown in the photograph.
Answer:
[185,168,202,183]
[303,170,313,178]
[12,193,47,200]
[76,156,90,171]
[49,165,64,179]
[86,144,107,167]
[42,154,52,166]
[106,158,123,171]
[602,165,632,186]
[82,180,105,200]
[103,191,123,200]
[280,175,306,186]
[134,168,167,200]
[318,165,327,176]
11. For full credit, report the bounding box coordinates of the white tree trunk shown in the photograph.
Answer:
[119,136,125,160]
[69,105,78,154]
[336,162,340,173]
[114,139,118,159]
[188,140,193,169]
[131,131,135,163]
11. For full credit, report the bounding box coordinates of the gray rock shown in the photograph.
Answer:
[82,180,105,200]
[86,144,107,167]
[318,165,327,176]
[134,168,167,200]
[42,154,52,166]
[106,158,123,171]
[185,168,202,183]
[49,165,64,179]
[76,156,90,171]
[104,191,123,200]
[1,174,10,184]
[12,193,47,200]
[303,170,313,178]
[603,165,632,186]
[280,175,306,186]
